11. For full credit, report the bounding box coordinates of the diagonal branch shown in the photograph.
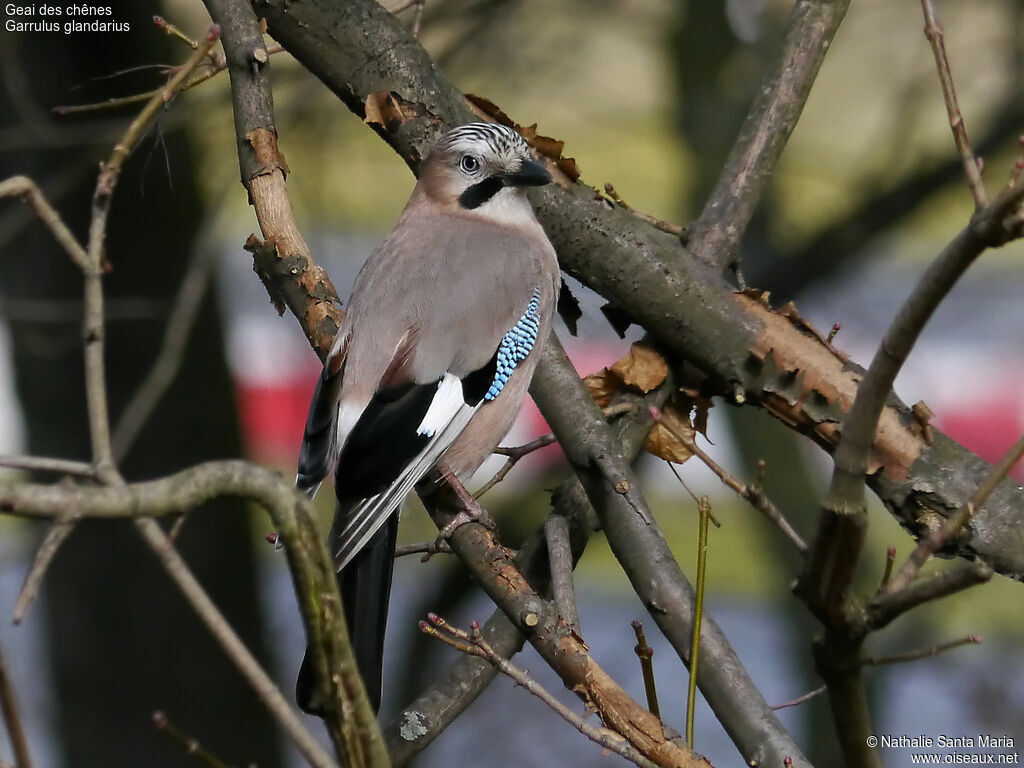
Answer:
[685,0,852,272]
[531,336,810,767]
[384,385,664,765]
[250,0,1024,582]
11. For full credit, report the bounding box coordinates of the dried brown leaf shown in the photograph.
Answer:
[364,90,429,133]
[516,122,538,141]
[532,134,565,160]
[556,156,580,181]
[645,402,694,464]
[583,369,621,408]
[465,94,515,126]
[610,342,668,393]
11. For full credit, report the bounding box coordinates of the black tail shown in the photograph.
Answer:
[296,513,399,715]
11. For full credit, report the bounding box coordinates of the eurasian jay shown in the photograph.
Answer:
[294,122,560,714]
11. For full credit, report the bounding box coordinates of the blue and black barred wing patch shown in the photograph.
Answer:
[486,288,541,401]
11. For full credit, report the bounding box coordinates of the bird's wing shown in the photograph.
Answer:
[297,212,557,572]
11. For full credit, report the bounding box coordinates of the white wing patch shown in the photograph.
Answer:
[331,373,479,571]
[417,373,465,438]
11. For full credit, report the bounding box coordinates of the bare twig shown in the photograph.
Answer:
[919,0,988,208]
[475,433,556,498]
[772,685,826,711]
[652,409,805,553]
[869,561,993,631]
[686,0,852,271]
[422,616,662,768]
[801,177,1024,621]
[685,496,711,748]
[477,403,632,499]
[861,634,981,667]
[878,545,896,592]
[52,44,286,118]
[0,455,95,478]
[631,620,660,719]
[885,431,1024,594]
[152,710,231,768]
[153,15,200,49]
[13,517,75,624]
[135,518,339,768]
[394,539,452,559]
[84,26,222,477]
[0,637,33,768]
[543,516,579,631]
[0,176,88,269]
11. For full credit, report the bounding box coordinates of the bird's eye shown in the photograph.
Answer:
[459,155,480,173]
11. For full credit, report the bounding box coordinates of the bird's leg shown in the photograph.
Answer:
[437,468,496,540]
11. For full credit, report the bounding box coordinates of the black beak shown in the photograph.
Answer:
[501,158,552,187]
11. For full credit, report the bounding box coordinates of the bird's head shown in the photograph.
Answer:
[419,123,553,215]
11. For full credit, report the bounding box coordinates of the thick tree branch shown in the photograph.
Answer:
[0,460,372,768]
[202,1,387,762]
[251,0,1024,581]
[418,480,710,768]
[532,336,810,768]
[385,388,662,764]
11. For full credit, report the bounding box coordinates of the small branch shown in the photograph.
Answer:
[475,433,556,498]
[83,25,223,476]
[651,410,806,554]
[0,176,88,269]
[52,47,286,118]
[394,540,452,559]
[885,431,1024,594]
[422,616,662,768]
[685,496,712,748]
[13,517,75,624]
[0,637,33,768]
[153,15,200,49]
[0,455,95,478]
[801,177,1024,620]
[134,518,339,768]
[861,634,981,667]
[477,403,632,499]
[631,620,660,719]
[878,546,896,592]
[772,685,826,711]
[868,561,993,631]
[686,0,852,271]
[919,0,988,208]
[152,711,230,768]
[544,516,579,632]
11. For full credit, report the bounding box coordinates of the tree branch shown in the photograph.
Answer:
[0,637,32,768]
[251,0,1024,581]
[531,336,810,767]
[384,386,664,765]
[685,0,852,272]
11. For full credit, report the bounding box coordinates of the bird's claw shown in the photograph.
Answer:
[437,501,496,543]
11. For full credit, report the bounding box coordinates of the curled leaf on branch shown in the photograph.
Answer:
[582,342,712,463]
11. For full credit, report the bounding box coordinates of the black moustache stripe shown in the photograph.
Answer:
[459,177,504,209]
